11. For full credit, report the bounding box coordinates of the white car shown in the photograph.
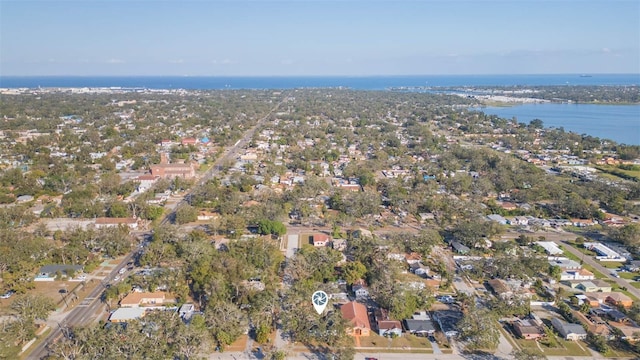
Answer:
[0,290,15,299]
[76,275,87,281]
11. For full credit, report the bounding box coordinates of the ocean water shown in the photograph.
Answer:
[0,74,638,89]
[478,103,640,145]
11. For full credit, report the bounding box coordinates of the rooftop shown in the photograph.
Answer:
[341,301,370,329]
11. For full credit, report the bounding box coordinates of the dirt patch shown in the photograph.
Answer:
[225,334,249,352]
[0,281,80,315]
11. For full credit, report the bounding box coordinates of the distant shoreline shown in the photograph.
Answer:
[1,74,638,89]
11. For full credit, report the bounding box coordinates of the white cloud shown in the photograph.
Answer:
[281,59,294,65]
[169,59,184,64]
[106,58,125,64]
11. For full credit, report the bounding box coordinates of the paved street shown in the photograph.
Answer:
[27,253,133,359]
[551,239,640,299]
[26,95,288,360]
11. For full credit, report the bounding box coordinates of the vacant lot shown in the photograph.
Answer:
[0,278,102,316]
[226,334,249,352]
[0,281,76,315]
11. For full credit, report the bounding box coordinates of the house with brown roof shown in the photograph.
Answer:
[150,163,196,179]
[119,291,175,308]
[586,292,634,309]
[606,292,634,308]
[404,252,422,265]
[572,310,611,339]
[499,202,518,211]
[487,279,512,299]
[341,301,371,336]
[512,319,545,340]
[374,309,402,337]
[181,138,197,146]
[608,323,640,342]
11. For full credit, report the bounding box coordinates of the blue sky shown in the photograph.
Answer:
[1,0,638,76]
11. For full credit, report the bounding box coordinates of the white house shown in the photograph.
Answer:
[90,152,107,160]
[136,175,159,192]
[509,216,529,226]
[548,258,582,270]
[584,242,625,262]
[353,284,369,298]
[560,269,595,281]
[94,217,138,230]
[536,241,564,255]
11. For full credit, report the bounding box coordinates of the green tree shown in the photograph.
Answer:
[458,307,500,351]
[342,261,367,285]
[204,301,248,348]
[11,295,55,322]
[107,201,128,218]
[175,204,198,225]
[587,333,609,354]
[257,219,287,237]
[144,205,165,221]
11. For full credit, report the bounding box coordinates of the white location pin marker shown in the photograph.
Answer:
[312,290,328,314]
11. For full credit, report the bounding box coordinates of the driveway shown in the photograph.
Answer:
[286,234,299,258]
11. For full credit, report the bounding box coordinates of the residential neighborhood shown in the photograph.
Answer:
[0,87,638,360]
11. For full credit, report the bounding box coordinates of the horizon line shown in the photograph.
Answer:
[2,73,639,78]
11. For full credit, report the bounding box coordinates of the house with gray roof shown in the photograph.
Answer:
[433,310,463,337]
[551,318,587,340]
[403,319,435,335]
[34,265,83,281]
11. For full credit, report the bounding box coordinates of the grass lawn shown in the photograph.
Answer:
[515,330,591,357]
[542,340,591,356]
[533,338,591,357]
[596,165,640,181]
[574,246,597,257]
[631,282,640,289]
[607,346,638,358]
[298,233,312,246]
[514,339,541,352]
[601,262,625,269]
[358,334,432,350]
[618,272,636,280]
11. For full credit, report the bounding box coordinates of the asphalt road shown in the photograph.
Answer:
[161,95,286,225]
[28,95,287,360]
[27,253,134,360]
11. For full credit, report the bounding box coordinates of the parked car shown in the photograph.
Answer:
[0,290,15,299]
